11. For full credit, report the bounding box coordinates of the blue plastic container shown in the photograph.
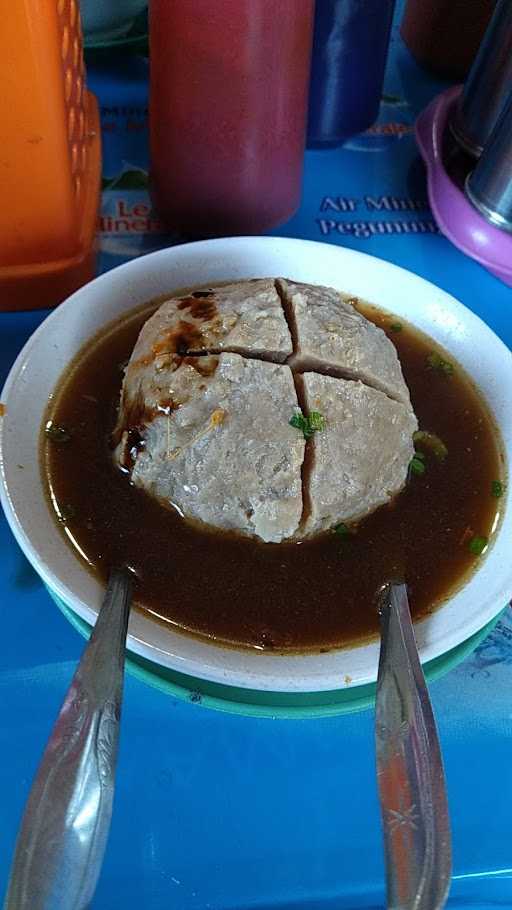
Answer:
[307,0,396,148]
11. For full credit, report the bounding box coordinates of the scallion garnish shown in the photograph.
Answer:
[491,480,505,498]
[289,410,326,440]
[468,535,488,556]
[413,430,448,461]
[409,454,426,476]
[427,352,454,376]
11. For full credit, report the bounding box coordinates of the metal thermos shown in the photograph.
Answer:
[466,92,512,232]
[451,0,512,157]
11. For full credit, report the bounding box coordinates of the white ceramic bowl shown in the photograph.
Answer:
[1,238,511,692]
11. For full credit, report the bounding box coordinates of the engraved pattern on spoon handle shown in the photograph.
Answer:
[376,583,452,910]
[4,569,132,910]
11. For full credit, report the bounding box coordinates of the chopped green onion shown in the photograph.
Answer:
[468,535,488,556]
[409,455,426,476]
[308,411,326,432]
[491,480,505,498]
[289,410,326,440]
[45,421,72,444]
[389,322,403,333]
[413,430,448,461]
[334,522,351,537]
[289,412,306,434]
[427,351,454,376]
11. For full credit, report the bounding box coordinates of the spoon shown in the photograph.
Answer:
[4,568,133,910]
[376,582,452,910]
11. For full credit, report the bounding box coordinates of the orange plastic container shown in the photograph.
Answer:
[0,0,101,311]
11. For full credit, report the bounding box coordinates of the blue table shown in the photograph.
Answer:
[2,17,512,910]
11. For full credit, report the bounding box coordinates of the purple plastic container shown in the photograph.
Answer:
[416,86,512,287]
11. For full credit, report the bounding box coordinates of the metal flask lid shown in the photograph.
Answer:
[466,90,512,232]
[451,0,512,157]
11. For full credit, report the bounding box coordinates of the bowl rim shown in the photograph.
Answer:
[1,236,511,692]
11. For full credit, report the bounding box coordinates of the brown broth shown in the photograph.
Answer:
[41,297,504,652]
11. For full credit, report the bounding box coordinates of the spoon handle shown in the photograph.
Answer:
[4,569,132,910]
[376,583,452,910]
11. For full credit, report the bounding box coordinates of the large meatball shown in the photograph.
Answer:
[114,279,417,542]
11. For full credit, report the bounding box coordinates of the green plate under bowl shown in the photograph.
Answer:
[47,586,503,720]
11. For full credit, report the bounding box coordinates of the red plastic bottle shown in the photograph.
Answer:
[401,0,494,79]
[149,0,314,237]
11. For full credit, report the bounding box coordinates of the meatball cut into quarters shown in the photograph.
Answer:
[114,279,417,543]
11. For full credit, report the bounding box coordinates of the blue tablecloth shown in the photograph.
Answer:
[2,15,512,910]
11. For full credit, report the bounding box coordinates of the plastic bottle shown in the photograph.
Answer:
[149,0,314,237]
[307,0,396,148]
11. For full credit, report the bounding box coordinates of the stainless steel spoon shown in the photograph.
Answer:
[4,568,133,910]
[376,582,452,910]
